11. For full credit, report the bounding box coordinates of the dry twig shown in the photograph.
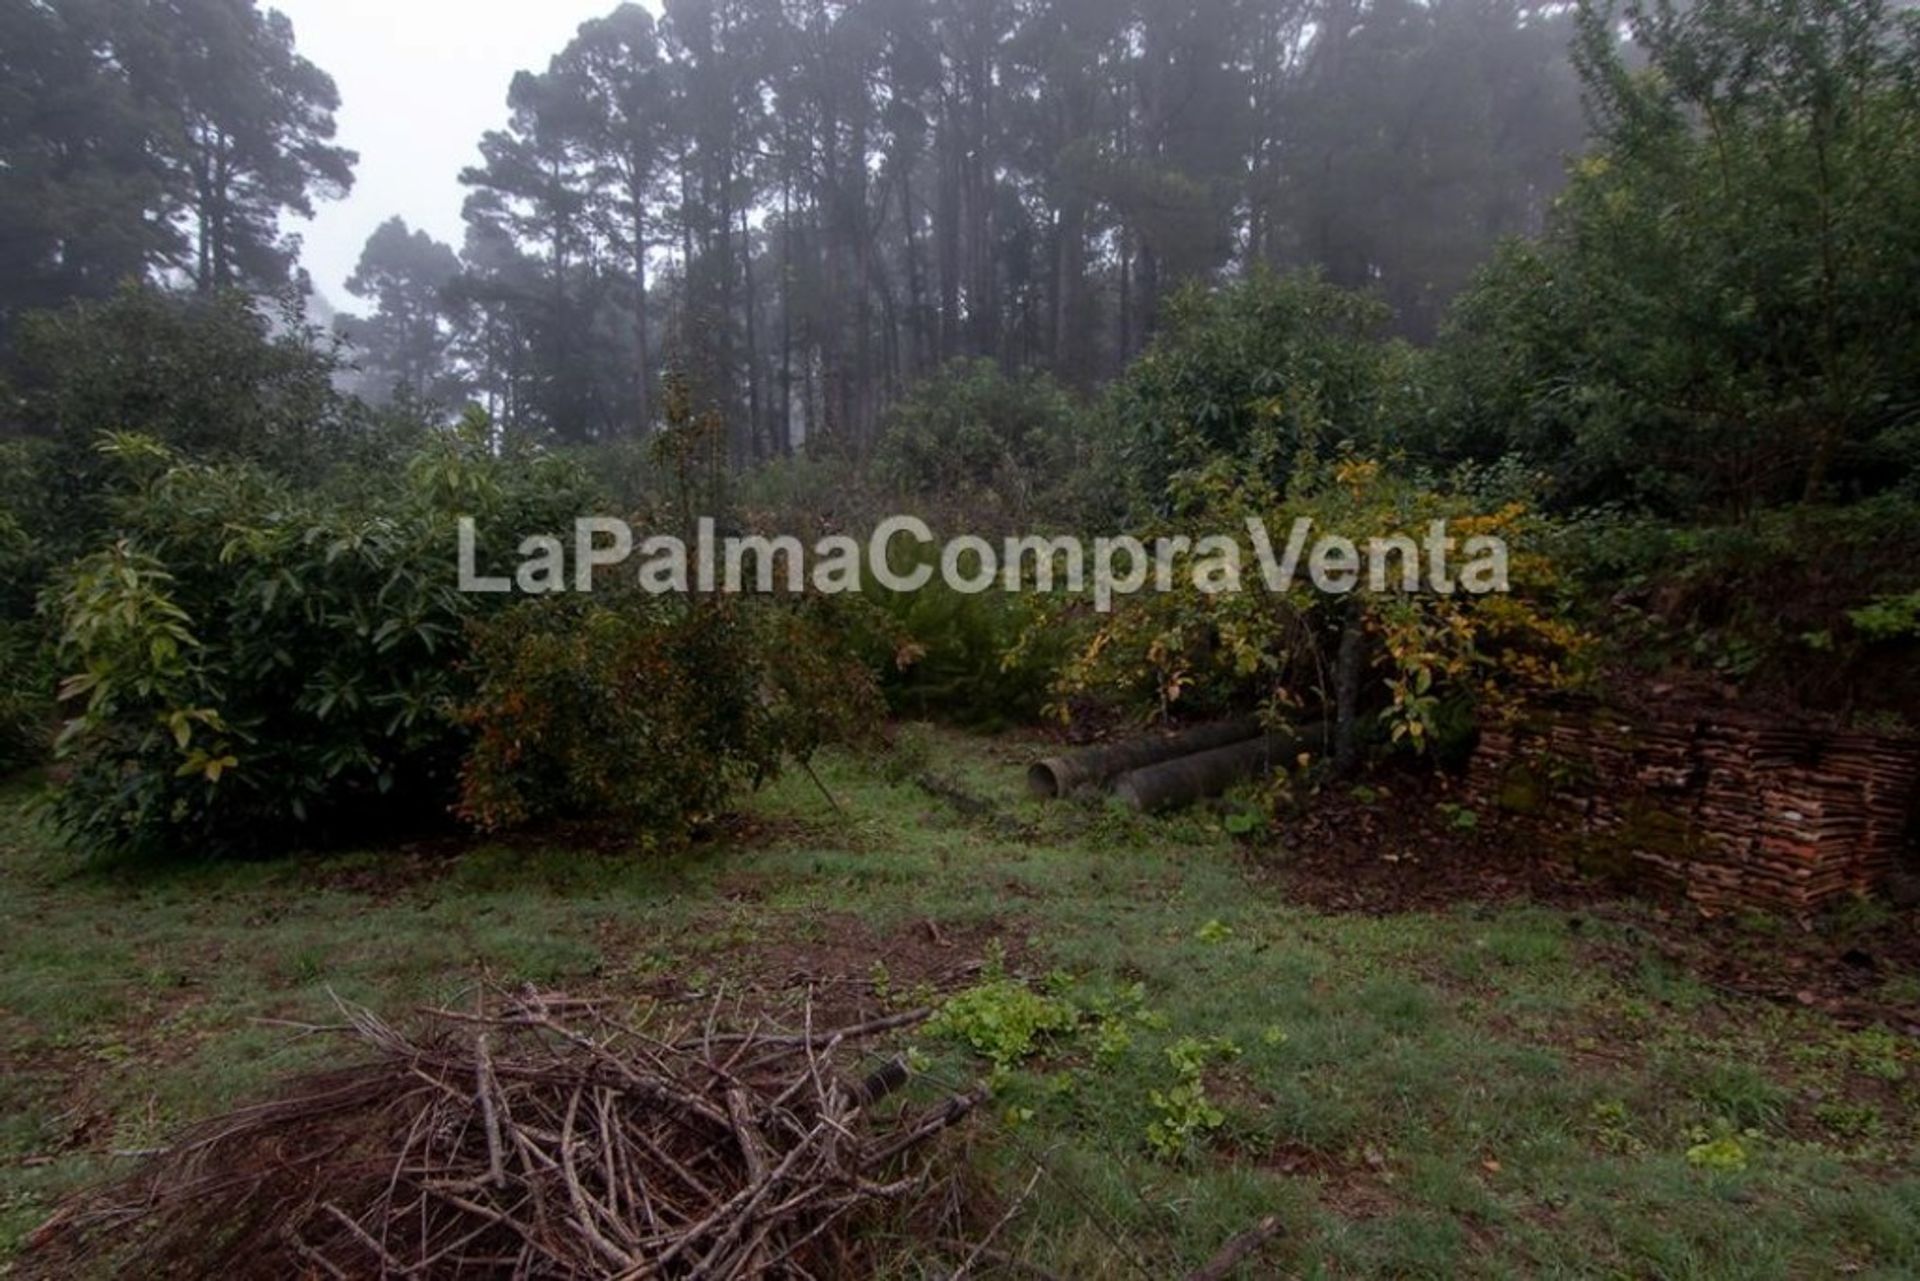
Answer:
[27,991,983,1280]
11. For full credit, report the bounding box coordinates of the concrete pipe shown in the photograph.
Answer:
[1112,723,1331,814]
[1026,719,1265,799]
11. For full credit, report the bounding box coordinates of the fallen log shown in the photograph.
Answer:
[1027,719,1265,799]
[1113,724,1330,814]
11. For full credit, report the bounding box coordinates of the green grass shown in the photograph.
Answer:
[2,731,1917,1276]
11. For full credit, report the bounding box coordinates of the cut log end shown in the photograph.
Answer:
[1027,760,1067,799]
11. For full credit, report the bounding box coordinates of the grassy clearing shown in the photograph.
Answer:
[2,729,1918,1277]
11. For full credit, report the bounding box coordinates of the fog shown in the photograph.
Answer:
[4,3,1919,1271]
[272,0,661,302]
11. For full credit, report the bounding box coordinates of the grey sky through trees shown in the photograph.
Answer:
[272,0,660,304]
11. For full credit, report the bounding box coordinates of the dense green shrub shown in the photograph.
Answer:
[49,416,893,854]
[1434,0,1920,512]
[0,619,52,774]
[443,374,887,842]
[0,442,62,770]
[456,595,882,835]
[729,454,889,543]
[6,286,363,545]
[1109,270,1415,510]
[9,285,354,466]
[863,567,1072,731]
[873,360,1098,521]
[1,283,391,679]
[0,438,61,618]
[1549,498,1920,717]
[48,427,598,855]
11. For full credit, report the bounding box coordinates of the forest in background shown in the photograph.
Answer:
[2,0,1919,857]
[9,5,1920,1274]
[8,0,1589,455]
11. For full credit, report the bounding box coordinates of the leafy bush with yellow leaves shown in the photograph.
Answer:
[1029,442,1589,764]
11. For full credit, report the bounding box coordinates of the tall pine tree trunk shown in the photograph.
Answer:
[631,188,652,436]
[740,201,765,462]
[779,151,795,456]
[901,165,930,379]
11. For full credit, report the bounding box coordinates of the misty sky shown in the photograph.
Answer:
[273,0,658,311]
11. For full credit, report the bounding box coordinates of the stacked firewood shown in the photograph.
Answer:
[27,993,981,1279]
[1470,707,1919,914]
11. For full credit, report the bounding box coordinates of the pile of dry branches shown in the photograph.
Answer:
[29,991,983,1279]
